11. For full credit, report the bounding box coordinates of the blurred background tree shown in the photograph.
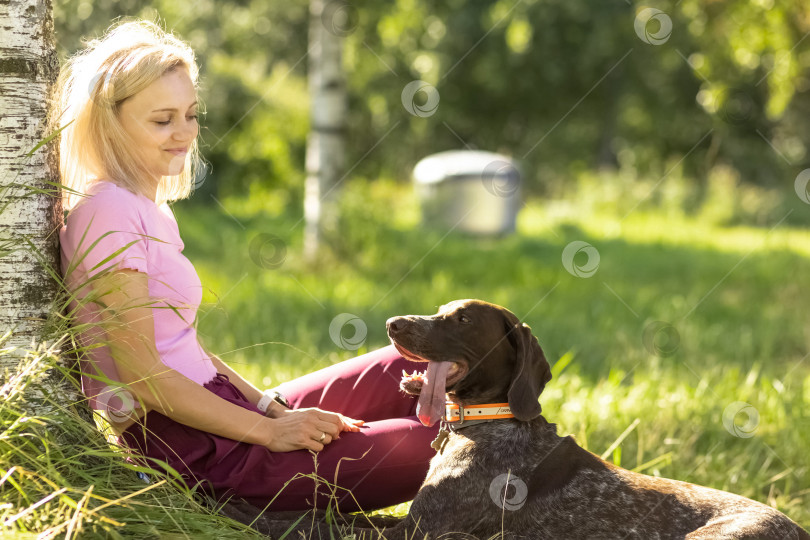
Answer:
[51,0,810,220]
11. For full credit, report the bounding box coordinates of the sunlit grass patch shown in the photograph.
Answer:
[174,176,810,527]
[6,170,808,537]
[0,334,264,539]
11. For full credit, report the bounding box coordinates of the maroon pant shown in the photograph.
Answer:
[119,345,439,512]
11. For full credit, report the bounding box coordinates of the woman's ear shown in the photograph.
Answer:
[505,320,552,421]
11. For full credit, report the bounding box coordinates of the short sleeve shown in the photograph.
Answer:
[63,186,149,279]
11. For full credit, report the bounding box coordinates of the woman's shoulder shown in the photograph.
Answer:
[87,180,148,204]
[66,181,149,231]
[72,180,150,212]
[60,181,154,277]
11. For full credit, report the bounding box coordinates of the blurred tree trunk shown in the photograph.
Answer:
[304,0,347,260]
[595,64,623,172]
[0,0,75,402]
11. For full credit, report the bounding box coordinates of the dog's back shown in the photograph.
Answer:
[403,417,808,540]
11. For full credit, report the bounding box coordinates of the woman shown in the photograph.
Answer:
[55,19,438,512]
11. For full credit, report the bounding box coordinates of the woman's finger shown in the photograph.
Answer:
[308,440,325,452]
[315,409,363,431]
[300,429,326,451]
[314,419,341,438]
[315,412,346,430]
[340,415,363,431]
[308,430,332,449]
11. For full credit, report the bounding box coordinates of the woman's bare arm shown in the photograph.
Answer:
[204,353,292,418]
[93,269,345,452]
[205,353,262,404]
[204,351,366,426]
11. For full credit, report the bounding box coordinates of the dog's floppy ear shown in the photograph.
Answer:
[504,317,552,421]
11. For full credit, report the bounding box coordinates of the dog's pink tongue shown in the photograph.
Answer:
[417,361,452,427]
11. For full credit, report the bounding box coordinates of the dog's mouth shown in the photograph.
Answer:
[400,362,466,392]
[394,342,468,427]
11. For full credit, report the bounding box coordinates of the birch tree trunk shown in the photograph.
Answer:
[0,0,66,384]
[304,0,348,260]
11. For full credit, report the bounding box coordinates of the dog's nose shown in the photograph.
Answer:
[386,316,406,335]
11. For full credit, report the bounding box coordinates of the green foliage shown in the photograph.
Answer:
[53,0,810,200]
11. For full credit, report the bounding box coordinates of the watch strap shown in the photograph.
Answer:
[257,389,289,413]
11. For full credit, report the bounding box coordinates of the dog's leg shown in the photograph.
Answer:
[685,514,810,540]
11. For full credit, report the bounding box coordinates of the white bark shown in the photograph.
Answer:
[0,0,65,378]
[304,0,347,260]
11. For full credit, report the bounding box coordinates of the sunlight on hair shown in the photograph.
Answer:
[53,18,206,212]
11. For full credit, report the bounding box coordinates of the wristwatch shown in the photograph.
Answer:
[257,389,290,414]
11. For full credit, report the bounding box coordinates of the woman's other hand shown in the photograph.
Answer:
[264,407,364,452]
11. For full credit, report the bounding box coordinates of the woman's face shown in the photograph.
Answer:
[117,67,199,191]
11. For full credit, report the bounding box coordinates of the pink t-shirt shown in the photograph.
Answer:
[59,180,217,413]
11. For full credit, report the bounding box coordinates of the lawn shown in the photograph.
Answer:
[5,176,808,537]
[170,177,810,527]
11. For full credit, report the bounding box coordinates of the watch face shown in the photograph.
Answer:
[274,392,290,408]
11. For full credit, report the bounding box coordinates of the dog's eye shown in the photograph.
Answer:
[459,314,472,324]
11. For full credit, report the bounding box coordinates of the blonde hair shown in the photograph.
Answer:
[54,18,205,211]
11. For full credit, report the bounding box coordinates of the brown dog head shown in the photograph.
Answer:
[387,299,552,426]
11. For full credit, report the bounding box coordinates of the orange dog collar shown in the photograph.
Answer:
[444,402,514,424]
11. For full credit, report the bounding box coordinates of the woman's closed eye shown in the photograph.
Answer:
[155,115,198,126]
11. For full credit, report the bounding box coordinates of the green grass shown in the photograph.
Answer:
[0,335,266,539]
[176,177,810,526]
[2,174,809,537]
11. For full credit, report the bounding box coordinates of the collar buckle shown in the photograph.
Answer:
[445,402,464,425]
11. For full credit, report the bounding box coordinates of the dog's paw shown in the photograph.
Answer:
[400,369,426,394]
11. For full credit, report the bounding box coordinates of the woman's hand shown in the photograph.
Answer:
[263,407,364,452]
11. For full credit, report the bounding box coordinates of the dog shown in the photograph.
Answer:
[235,299,809,539]
[379,299,809,539]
